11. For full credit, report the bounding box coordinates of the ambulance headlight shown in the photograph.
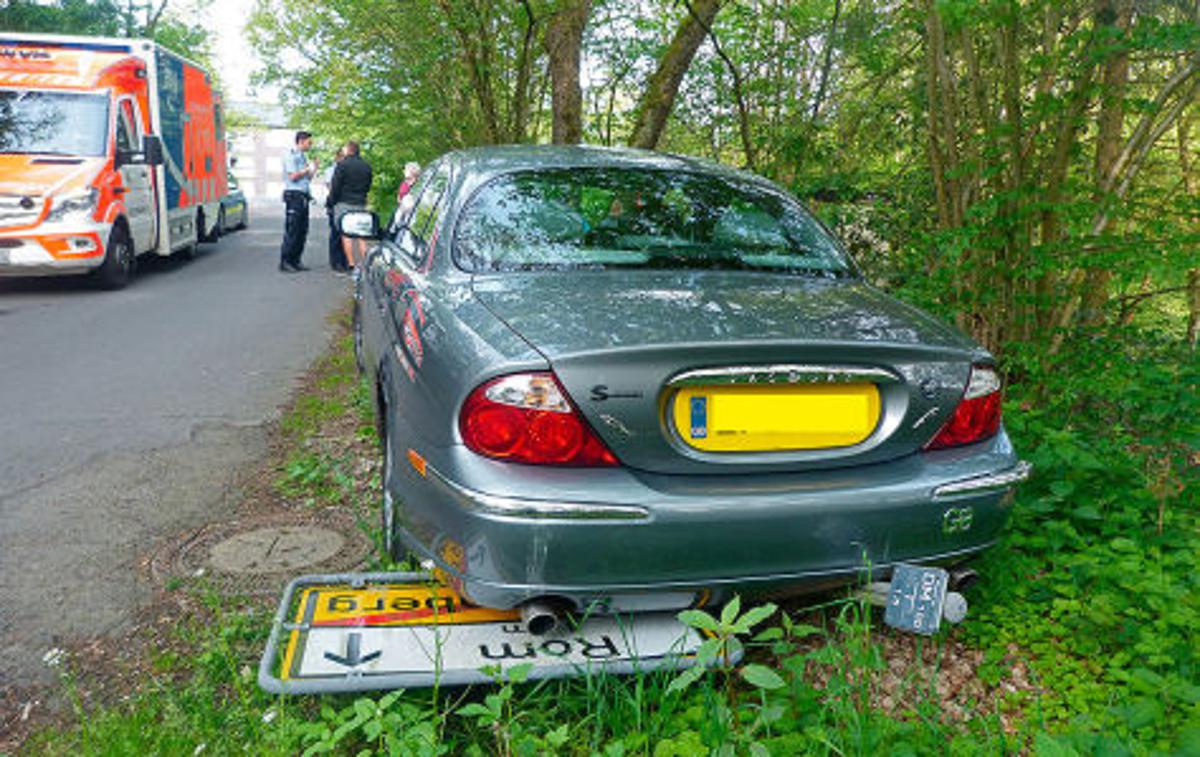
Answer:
[46,188,99,223]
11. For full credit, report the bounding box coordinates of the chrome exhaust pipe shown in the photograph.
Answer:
[520,600,561,636]
[949,567,979,592]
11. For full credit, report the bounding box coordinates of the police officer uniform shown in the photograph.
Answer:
[280,137,315,272]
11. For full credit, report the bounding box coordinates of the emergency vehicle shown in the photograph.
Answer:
[0,33,227,288]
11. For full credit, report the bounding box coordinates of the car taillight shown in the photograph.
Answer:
[460,372,619,466]
[925,365,1003,450]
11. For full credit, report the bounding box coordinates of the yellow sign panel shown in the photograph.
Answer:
[672,383,881,452]
[300,584,517,627]
[280,582,520,681]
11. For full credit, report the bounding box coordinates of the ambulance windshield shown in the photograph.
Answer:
[0,90,109,157]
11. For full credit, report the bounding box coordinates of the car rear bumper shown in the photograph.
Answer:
[392,432,1029,611]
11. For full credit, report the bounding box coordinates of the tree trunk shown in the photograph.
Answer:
[436,0,502,143]
[1079,0,1132,326]
[810,0,842,122]
[510,0,540,143]
[681,0,755,168]
[545,0,591,144]
[923,4,952,231]
[628,0,721,150]
[1047,56,1200,353]
[1181,115,1199,348]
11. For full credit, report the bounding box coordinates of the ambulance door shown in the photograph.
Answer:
[115,98,156,253]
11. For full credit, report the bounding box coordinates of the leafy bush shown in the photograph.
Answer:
[968,327,1199,752]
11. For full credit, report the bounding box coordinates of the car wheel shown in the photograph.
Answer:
[237,206,248,230]
[381,427,408,564]
[200,208,220,242]
[216,207,227,236]
[93,225,134,289]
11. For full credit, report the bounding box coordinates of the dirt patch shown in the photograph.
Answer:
[788,622,1038,732]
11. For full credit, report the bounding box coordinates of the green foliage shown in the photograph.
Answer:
[0,0,123,35]
[966,327,1199,752]
[296,690,446,756]
[0,0,214,67]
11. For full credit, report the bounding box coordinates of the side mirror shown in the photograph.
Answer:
[340,210,381,240]
[142,135,164,166]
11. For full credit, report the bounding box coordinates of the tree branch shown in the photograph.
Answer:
[679,0,755,168]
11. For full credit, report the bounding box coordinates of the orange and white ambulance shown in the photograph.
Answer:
[0,33,227,288]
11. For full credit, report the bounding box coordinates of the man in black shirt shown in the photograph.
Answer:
[324,147,349,272]
[326,141,373,271]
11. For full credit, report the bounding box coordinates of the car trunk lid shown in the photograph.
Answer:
[471,271,982,474]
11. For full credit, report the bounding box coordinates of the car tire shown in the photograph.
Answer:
[381,426,409,564]
[237,207,248,230]
[216,207,227,236]
[93,225,134,289]
[199,208,220,243]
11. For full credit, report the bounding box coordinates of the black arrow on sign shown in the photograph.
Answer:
[324,632,382,668]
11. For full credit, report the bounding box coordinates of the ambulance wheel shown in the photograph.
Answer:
[382,427,409,565]
[94,226,134,289]
[176,242,197,261]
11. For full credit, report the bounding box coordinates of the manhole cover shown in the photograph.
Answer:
[148,509,373,595]
[209,526,344,573]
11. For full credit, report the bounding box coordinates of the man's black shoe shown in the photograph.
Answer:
[279,262,299,273]
[292,263,310,271]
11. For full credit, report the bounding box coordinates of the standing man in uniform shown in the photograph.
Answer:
[280,130,317,273]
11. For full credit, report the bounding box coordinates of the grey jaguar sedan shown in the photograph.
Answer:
[346,145,1029,624]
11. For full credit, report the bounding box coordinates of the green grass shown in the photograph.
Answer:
[26,587,1016,756]
[19,317,1197,756]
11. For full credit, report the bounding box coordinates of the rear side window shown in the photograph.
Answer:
[396,163,451,266]
[454,167,854,277]
[410,166,449,243]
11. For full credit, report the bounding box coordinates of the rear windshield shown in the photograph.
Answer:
[0,89,109,157]
[455,167,855,277]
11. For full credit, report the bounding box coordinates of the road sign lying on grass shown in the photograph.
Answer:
[257,572,714,694]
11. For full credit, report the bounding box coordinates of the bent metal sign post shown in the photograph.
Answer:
[258,573,712,694]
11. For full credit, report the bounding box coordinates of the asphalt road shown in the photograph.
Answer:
[0,207,347,692]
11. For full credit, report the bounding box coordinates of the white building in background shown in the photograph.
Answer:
[225,100,293,202]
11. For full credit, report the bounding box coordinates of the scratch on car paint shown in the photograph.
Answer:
[598,413,633,437]
[912,406,940,430]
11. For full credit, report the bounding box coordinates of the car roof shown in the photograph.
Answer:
[442,144,766,186]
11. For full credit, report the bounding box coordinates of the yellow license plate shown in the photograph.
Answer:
[672,383,881,452]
